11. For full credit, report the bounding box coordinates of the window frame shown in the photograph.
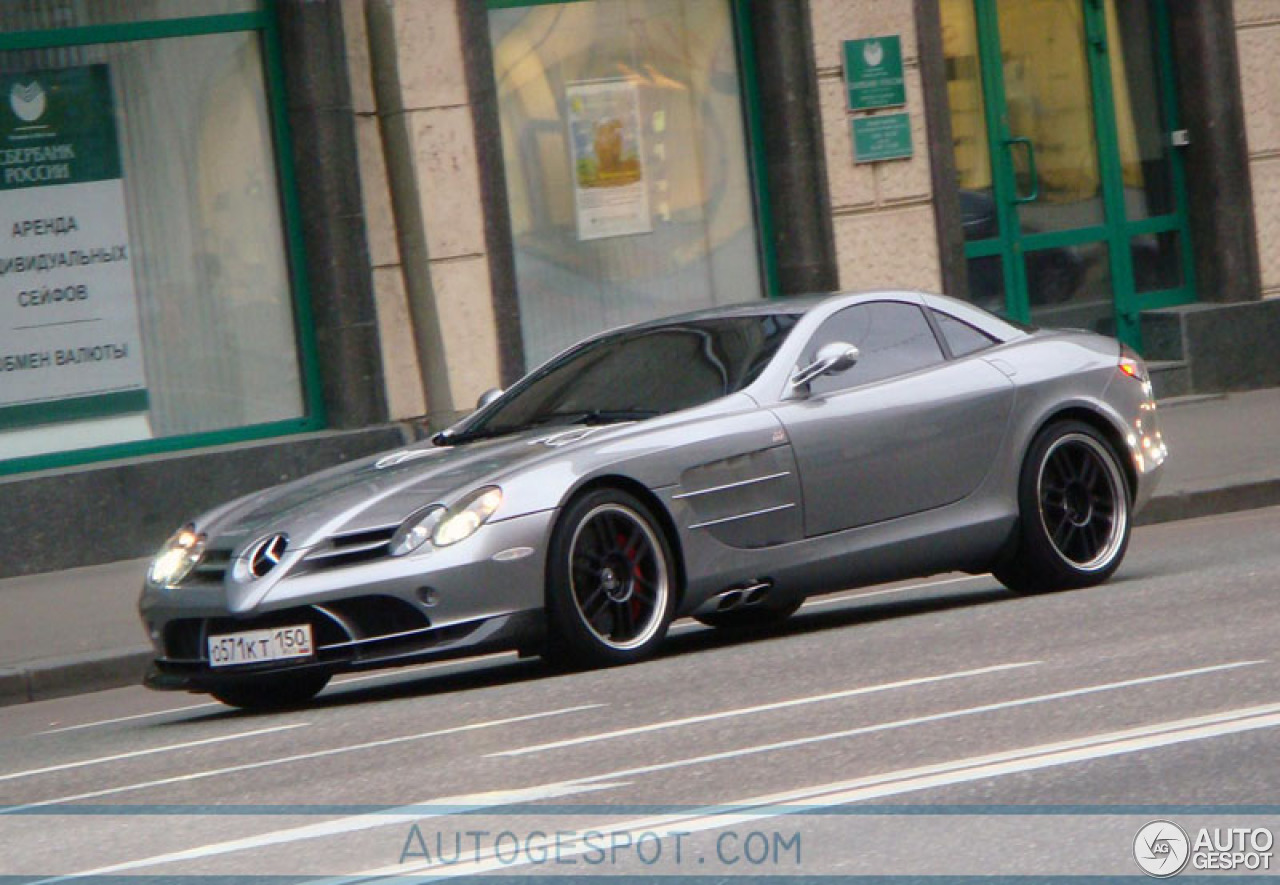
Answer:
[929,307,1000,359]
[799,300,950,398]
[0,3,325,477]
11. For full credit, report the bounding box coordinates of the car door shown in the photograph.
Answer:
[770,300,1015,538]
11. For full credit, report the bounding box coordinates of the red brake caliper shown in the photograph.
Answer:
[620,532,644,624]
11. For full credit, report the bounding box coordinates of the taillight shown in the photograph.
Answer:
[1118,346,1148,383]
[1118,345,1155,402]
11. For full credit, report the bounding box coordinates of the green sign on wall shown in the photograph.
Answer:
[843,36,906,111]
[852,113,913,163]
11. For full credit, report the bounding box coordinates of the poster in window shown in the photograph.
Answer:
[566,79,652,242]
[0,64,148,428]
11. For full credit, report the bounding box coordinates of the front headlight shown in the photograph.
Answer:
[389,505,445,557]
[432,486,503,547]
[147,524,206,586]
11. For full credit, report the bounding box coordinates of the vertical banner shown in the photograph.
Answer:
[566,79,652,242]
[0,65,148,428]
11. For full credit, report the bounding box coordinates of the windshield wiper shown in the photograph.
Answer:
[538,408,658,426]
[433,409,656,447]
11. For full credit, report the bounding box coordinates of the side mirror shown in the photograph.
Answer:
[790,341,860,393]
[475,387,504,410]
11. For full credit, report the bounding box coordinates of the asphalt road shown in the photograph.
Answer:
[4,506,1280,880]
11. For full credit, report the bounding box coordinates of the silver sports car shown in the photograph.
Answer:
[140,291,1166,709]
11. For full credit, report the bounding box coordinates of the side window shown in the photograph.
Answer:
[933,310,999,357]
[805,302,945,396]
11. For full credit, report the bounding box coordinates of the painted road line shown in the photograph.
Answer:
[36,655,518,737]
[0,722,307,783]
[2,704,605,812]
[488,660,1040,758]
[801,574,994,610]
[354,699,1280,882]
[38,702,221,735]
[24,780,631,885]
[24,667,1274,881]
[538,661,1265,787]
[330,653,516,689]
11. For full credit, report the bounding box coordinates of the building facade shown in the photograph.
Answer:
[1,0,1276,577]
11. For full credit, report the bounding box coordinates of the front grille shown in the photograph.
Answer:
[303,526,397,571]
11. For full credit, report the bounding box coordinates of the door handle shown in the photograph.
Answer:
[1005,136,1040,204]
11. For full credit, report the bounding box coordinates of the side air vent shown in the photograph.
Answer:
[304,526,397,570]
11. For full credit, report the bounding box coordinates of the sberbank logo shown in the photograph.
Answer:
[9,81,47,123]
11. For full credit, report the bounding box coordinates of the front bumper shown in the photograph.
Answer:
[139,509,554,691]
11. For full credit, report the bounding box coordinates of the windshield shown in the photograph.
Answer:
[443,314,798,444]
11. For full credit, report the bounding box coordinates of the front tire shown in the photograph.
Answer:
[994,420,1131,594]
[209,671,330,711]
[544,489,676,669]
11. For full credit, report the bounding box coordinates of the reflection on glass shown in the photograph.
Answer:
[941,0,992,235]
[0,32,304,461]
[1027,242,1113,336]
[1108,0,1175,220]
[1132,231,1182,292]
[997,0,1104,234]
[966,255,1005,314]
[488,0,763,367]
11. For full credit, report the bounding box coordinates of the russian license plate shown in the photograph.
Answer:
[208,624,314,667]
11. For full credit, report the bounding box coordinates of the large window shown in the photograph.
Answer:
[487,0,767,367]
[0,2,319,471]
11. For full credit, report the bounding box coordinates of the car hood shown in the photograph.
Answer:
[195,425,618,552]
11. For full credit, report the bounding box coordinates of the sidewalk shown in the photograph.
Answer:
[3,387,1280,706]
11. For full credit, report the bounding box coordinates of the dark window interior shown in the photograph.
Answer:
[933,309,999,357]
[804,302,945,396]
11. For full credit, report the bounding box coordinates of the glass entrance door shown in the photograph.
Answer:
[943,0,1195,348]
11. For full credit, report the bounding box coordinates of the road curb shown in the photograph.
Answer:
[4,480,1280,708]
[0,648,151,708]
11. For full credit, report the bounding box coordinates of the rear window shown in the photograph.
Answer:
[933,310,999,357]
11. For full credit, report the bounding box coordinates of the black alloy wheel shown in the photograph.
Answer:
[995,420,1132,594]
[545,489,675,668]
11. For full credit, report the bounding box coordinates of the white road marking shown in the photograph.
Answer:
[489,660,1039,758]
[38,702,221,735]
[801,574,993,610]
[36,654,518,736]
[0,723,307,783]
[3,704,603,812]
[329,653,515,689]
[525,661,1264,786]
[25,663,1270,881]
[357,699,1280,882]
[25,780,631,885]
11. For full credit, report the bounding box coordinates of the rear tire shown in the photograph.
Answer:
[994,420,1131,594]
[209,671,330,710]
[543,489,676,669]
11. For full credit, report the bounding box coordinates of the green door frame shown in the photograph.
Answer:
[0,4,326,477]
[964,0,1196,349]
